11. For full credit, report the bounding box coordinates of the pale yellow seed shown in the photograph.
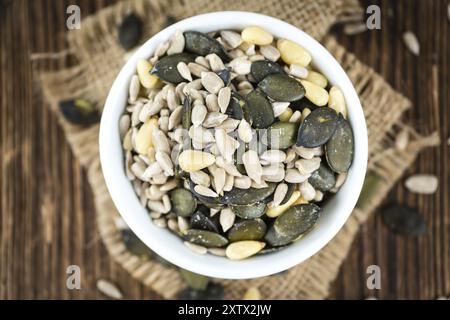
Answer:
[135,117,158,154]
[243,287,262,300]
[328,86,347,118]
[305,70,328,88]
[266,191,301,218]
[178,150,215,173]
[278,107,293,122]
[277,39,312,66]
[299,80,329,106]
[137,59,160,89]
[225,241,266,260]
[241,26,273,45]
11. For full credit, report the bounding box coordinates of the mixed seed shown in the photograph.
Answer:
[120,26,355,260]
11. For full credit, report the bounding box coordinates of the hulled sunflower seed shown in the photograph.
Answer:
[129,75,140,103]
[190,170,211,187]
[119,114,131,138]
[217,118,241,132]
[395,129,409,150]
[206,53,226,72]
[155,151,174,176]
[177,61,192,81]
[167,218,179,232]
[184,241,207,255]
[238,119,253,143]
[314,190,324,202]
[234,176,252,189]
[289,110,302,123]
[295,157,321,175]
[215,156,242,177]
[178,216,189,234]
[96,279,123,300]
[201,72,225,94]
[189,126,215,144]
[208,247,226,256]
[242,150,263,184]
[262,164,285,182]
[293,145,319,159]
[195,56,210,69]
[168,105,182,130]
[260,150,287,163]
[167,29,185,55]
[158,116,169,132]
[272,183,288,207]
[289,64,308,79]
[220,30,242,49]
[155,41,170,57]
[223,174,234,191]
[229,57,252,75]
[194,185,219,197]
[205,94,220,112]
[142,162,163,180]
[147,200,169,213]
[220,208,235,232]
[188,62,209,78]
[285,148,296,163]
[403,31,420,56]
[405,174,438,194]
[260,45,281,62]
[299,181,316,201]
[152,129,171,154]
[191,104,207,127]
[162,194,171,212]
[272,102,290,117]
[249,54,265,62]
[218,87,231,113]
[154,218,167,228]
[285,169,310,183]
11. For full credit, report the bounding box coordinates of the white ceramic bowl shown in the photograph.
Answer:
[100,11,368,279]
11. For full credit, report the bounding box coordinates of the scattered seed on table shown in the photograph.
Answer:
[403,31,420,56]
[404,174,439,194]
[97,279,123,299]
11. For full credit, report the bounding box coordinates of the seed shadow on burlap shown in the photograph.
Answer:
[38,0,440,299]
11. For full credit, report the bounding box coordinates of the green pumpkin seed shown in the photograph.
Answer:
[264,226,297,247]
[258,74,305,102]
[151,53,195,83]
[231,202,267,219]
[184,229,229,248]
[309,163,336,192]
[244,90,274,129]
[184,31,228,61]
[59,99,99,125]
[274,204,320,237]
[251,60,285,83]
[325,114,354,173]
[121,229,152,258]
[170,188,197,217]
[280,183,296,205]
[228,219,267,242]
[381,204,427,236]
[179,269,210,290]
[118,13,143,50]
[182,96,192,129]
[296,107,338,148]
[190,211,219,233]
[225,92,245,120]
[216,68,231,86]
[221,183,276,206]
[264,121,299,149]
[356,171,383,209]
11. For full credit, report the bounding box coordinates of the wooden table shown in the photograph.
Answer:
[1,0,449,299]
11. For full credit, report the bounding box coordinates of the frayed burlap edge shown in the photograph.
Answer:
[38,0,439,299]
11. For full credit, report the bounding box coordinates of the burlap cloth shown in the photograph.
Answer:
[38,0,439,299]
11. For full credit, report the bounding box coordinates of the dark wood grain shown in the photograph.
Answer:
[0,0,448,300]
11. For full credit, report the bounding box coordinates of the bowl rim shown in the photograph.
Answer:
[99,11,368,279]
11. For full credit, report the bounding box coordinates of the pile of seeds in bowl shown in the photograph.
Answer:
[120,26,354,260]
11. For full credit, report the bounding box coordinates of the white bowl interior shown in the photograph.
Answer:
[100,12,368,279]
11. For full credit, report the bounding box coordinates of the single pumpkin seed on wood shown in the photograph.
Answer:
[244,90,275,129]
[171,188,197,217]
[184,31,228,61]
[296,107,338,148]
[308,163,336,192]
[250,60,285,82]
[381,204,427,236]
[325,114,354,173]
[404,174,439,194]
[184,229,229,248]
[403,31,420,56]
[228,219,267,242]
[225,241,266,260]
[118,13,143,50]
[151,53,195,84]
[59,99,99,125]
[97,279,123,299]
[232,201,267,219]
[265,121,299,149]
[258,74,305,102]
